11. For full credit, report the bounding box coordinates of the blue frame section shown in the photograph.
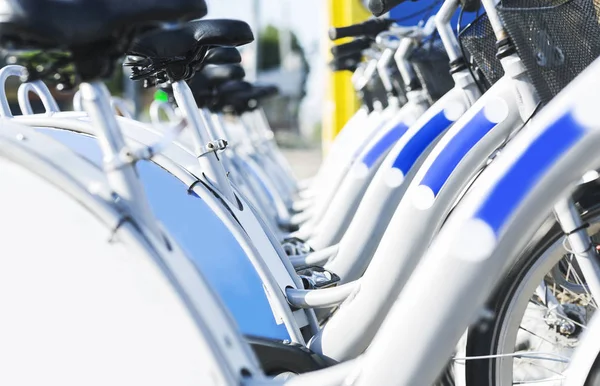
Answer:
[418,107,496,197]
[391,109,454,174]
[389,1,477,27]
[358,122,409,169]
[38,128,291,340]
[474,112,585,236]
[350,120,388,161]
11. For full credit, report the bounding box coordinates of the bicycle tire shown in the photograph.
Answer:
[465,180,600,385]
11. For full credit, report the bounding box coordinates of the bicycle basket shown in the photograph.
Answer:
[459,13,505,90]
[498,0,600,104]
[409,36,455,104]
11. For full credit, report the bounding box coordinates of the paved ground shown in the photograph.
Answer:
[280,146,322,180]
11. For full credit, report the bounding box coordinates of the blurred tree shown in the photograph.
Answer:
[105,63,125,96]
[257,24,281,71]
[257,24,310,96]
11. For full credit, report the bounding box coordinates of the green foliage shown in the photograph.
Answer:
[257,24,310,98]
[105,64,124,96]
[257,24,309,73]
[258,25,281,71]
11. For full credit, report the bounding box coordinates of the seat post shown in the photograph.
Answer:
[171,80,237,203]
[200,107,224,139]
[79,81,161,237]
[209,111,232,140]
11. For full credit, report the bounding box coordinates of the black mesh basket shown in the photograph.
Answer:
[409,36,455,104]
[459,13,505,90]
[498,0,600,104]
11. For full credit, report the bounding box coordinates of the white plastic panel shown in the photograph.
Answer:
[0,159,228,386]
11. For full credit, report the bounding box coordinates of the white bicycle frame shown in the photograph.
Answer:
[1,66,318,343]
[325,85,473,283]
[254,1,595,372]
[213,111,295,212]
[290,2,488,360]
[308,16,472,260]
[306,94,428,249]
[0,126,253,386]
[292,79,394,237]
[11,6,600,386]
[304,34,433,249]
[291,32,427,234]
[253,13,600,386]
[299,0,590,366]
[238,110,297,203]
[565,310,600,385]
[0,88,264,385]
[293,24,436,244]
[354,50,600,386]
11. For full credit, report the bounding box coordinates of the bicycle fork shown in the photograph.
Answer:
[553,197,600,305]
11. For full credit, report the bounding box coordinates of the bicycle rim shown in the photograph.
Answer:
[465,199,600,385]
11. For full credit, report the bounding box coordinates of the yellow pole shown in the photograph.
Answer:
[323,0,371,154]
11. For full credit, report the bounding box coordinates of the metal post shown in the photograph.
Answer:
[171,80,237,203]
[323,0,371,152]
[79,81,160,236]
[248,0,261,82]
[279,0,292,70]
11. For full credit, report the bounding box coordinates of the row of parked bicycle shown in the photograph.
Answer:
[3,0,600,384]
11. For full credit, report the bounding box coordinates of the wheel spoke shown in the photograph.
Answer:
[518,325,561,347]
[562,259,599,308]
[514,355,568,385]
[512,376,566,385]
[454,351,569,363]
[557,252,598,309]
[466,219,600,385]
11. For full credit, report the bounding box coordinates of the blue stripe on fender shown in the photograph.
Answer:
[359,122,409,168]
[475,112,584,236]
[392,109,454,173]
[419,108,496,197]
[351,120,388,161]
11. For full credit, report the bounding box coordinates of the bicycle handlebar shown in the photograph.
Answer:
[374,15,435,47]
[329,18,395,41]
[368,0,410,17]
[331,38,373,58]
[366,0,479,18]
[329,53,362,72]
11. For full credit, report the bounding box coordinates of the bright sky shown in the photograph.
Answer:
[206,0,323,49]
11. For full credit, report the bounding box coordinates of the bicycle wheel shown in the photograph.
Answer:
[465,183,600,385]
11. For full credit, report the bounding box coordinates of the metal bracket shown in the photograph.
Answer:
[197,139,228,158]
[103,147,141,172]
[296,266,341,289]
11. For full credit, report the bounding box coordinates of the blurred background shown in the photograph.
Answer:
[200,0,467,152]
[206,0,323,149]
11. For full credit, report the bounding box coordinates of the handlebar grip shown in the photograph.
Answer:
[331,38,372,57]
[329,52,362,72]
[332,49,362,62]
[368,0,411,17]
[328,18,394,40]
